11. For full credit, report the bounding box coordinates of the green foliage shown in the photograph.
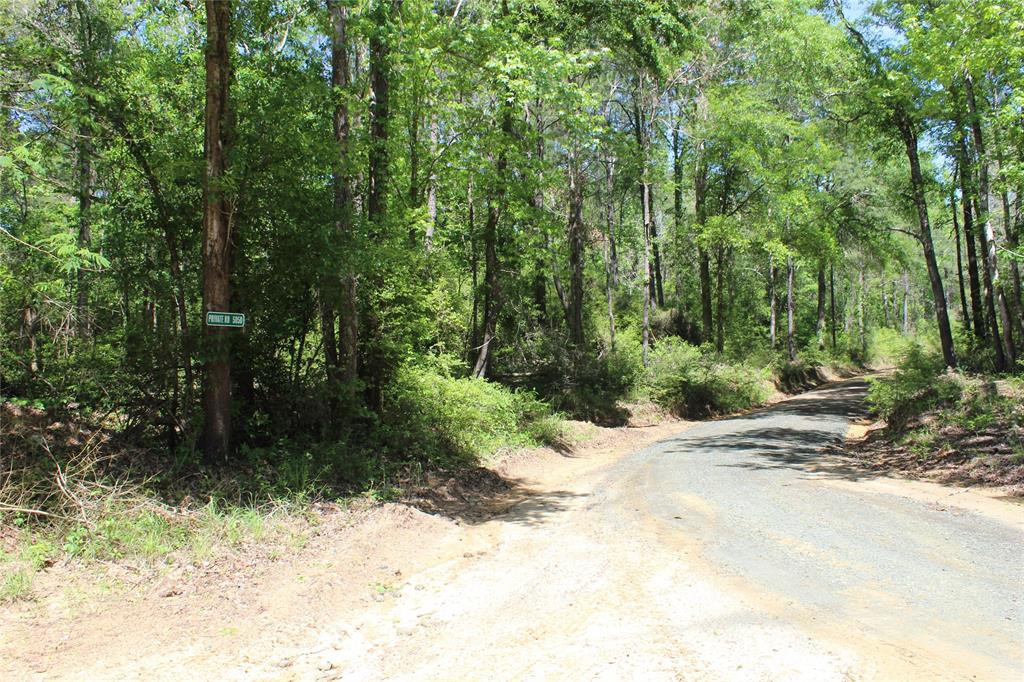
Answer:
[382,359,563,466]
[0,569,33,603]
[647,339,772,417]
[867,345,962,429]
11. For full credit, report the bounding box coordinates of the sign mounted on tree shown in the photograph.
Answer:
[205,311,245,328]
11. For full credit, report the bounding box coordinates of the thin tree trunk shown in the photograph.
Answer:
[881,276,890,327]
[472,0,512,379]
[603,156,617,351]
[649,185,665,309]
[951,189,971,333]
[786,255,796,361]
[530,105,547,326]
[695,158,713,342]
[715,246,725,353]
[816,263,826,350]
[768,253,777,349]
[566,153,585,346]
[974,196,1006,368]
[424,115,438,250]
[956,129,987,342]
[75,125,92,339]
[966,76,1016,367]
[641,179,652,366]
[468,181,478,354]
[858,268,867,360]
[895,109,957,368]
[113,123,196,414]
[201,0,234,463]
[73,0,94,340]
[23,307,39,375]
[829,264,837,349]
[902,272,910,334]
[993,86,1024,344]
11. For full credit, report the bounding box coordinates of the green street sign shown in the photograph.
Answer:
[206,311,245,328]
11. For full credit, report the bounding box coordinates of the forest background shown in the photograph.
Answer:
[1,0,1022,566]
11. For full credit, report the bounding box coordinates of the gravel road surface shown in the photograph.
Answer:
[235,379,1024,680]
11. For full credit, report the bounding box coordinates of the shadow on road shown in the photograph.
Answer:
[659,378,879,483]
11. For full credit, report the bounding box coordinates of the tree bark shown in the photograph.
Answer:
[566,153,585,346]
[966,75,1016,367]
[424,114,438,250]
[324,0,358,426]
[858,268,867,360]
[951,189,971,333]
[715,246,725,353]
[641,179,652,366]
[786,256,796,361]
[902,271,910,334]
[603,156,617,350]
[75,124,92,339]
[829,264,837,349]
[816,263,826,350]
[201,0,234,463]
[768,254,777,349]
[695,158,713,342]
[957,132,987,341]
[73,0,95,340]
[895,109,957,368]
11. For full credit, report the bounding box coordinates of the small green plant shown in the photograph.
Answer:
[647,339,772,417]
[867,345,961,429]
[0,569,33,603]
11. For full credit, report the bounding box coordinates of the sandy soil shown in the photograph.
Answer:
[0,419,692,680]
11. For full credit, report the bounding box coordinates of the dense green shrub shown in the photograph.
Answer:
[647,339,772,417]
[382,359,561,466]
[545,329,646,424]
[867,345,962,428]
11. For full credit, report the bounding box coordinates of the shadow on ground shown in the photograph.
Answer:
[399,466,588,527]
[658,379,881,484]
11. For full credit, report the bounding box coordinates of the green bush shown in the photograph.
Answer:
[867,345,961,428]
[382,359,561,466]
[546,329,645,424]
[647,339,772,417]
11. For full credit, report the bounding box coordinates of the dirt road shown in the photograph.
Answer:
[237,379,1024,681]
[7,380,1023,680]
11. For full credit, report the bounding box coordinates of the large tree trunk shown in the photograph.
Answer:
[326,0,358,425]
[367,0,399,228]
[895,109,957,368]
[201,0,234,463]
[362,0,402,409]
[966,76,1016,367]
